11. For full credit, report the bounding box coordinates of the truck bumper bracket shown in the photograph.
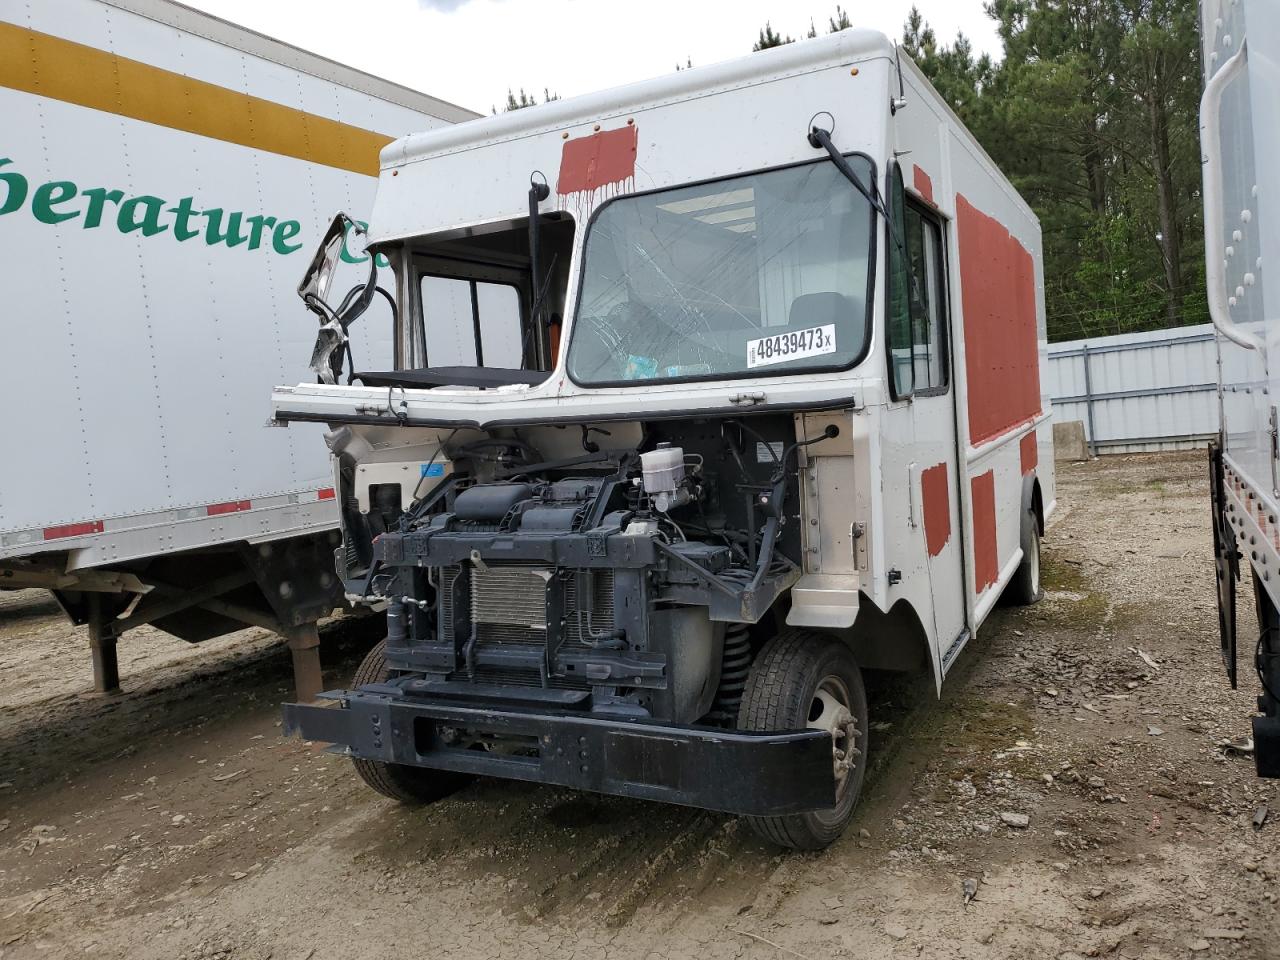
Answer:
[283,686,837,816]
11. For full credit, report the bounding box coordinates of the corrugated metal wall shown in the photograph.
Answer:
[1047,324,1227,454]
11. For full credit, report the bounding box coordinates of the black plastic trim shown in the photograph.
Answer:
[283,688,837,815]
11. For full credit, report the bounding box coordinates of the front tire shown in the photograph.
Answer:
[349,640,472,805]
[738,630,868,850]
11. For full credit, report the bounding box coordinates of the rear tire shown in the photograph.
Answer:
[1008,505,1043,605]
[738,630,868,851]
[349,640,472,805]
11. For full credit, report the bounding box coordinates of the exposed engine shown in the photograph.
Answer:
[334,415,821,727]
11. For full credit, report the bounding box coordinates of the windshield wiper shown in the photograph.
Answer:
[810,125,920,303]
[809,126,889,221]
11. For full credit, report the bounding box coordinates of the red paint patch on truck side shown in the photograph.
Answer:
[970,470,999,593]
[557,125,638,197]
[956,195,1041,445]
[921,462,951,557]
[913,165,935,205]
[1020,431,1038,476]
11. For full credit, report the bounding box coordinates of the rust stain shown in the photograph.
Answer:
[957,194,1042,446]
[557,125,638,198]
[971,470,999,593]
[921,462,951,558]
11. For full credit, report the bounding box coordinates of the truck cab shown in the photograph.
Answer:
[274,29,1054,849]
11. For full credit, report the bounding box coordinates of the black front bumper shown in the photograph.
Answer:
[283,684,837,816]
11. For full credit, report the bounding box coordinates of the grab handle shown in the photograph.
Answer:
[1200,41,1265,353]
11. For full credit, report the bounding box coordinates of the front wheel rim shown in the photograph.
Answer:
[807,675,860,802]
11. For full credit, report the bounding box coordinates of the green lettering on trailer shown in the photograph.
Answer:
[0,158,28,214]
[0,155,367,262]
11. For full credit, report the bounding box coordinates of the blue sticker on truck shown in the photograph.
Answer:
[421,463,445,478]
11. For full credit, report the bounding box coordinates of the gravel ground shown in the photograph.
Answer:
[0,451,1276,960]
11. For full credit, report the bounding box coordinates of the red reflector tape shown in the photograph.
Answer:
[207,500,252,516]
[43,520,104,540]
[317,488,336,501]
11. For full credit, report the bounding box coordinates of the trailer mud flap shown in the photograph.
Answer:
[283,692,837,816]
[1210,441,1240,686]
[1255,717,1280,779]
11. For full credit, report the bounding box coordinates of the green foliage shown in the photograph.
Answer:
[900,1,1205,341]
[754,22,793,51]
[752,6,854,52]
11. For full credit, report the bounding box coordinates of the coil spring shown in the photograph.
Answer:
[707,624,752,725]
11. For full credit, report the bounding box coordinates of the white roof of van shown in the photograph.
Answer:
[381,29,896,169]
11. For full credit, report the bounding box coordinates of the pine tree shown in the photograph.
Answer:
[753,22,793,51]
[755,7,850,52]
[502,87,559,112]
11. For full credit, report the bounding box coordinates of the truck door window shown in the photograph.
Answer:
[420,275,522,368]
[906,209,948,392]
[887,164,949,397]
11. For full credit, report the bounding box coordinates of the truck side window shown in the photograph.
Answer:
[906,207,948,392]
[887,162,949,397]
[421,276,523,368]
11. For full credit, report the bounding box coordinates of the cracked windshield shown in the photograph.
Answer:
[567,158,875,385]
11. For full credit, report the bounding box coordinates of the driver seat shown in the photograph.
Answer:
[787,292,859,330]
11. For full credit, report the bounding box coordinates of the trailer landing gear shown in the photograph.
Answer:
[286,623,325,703]
[87,592,121,696]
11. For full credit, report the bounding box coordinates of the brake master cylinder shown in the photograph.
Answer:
[640,443,690,512]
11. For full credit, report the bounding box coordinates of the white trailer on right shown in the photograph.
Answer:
[1202,0,1280,777]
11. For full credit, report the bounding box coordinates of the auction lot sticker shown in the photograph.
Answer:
[746,324,836,368]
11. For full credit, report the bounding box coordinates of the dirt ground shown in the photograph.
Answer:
[1,451,1276,960]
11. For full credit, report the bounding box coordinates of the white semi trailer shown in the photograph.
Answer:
[0,0,477,698]
[1203,0,1280,778]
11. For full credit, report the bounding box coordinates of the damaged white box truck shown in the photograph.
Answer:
[0,0,475,698]
[275,30,1055,849]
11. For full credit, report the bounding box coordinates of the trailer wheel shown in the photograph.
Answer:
[738,630,868,850]
[349,640,472,805]
[1008,506,1043,605]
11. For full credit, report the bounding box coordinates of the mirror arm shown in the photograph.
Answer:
[336,258,378,327]
[374,286,398,327]
[304,292,339,325]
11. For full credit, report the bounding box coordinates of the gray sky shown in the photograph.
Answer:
[184,0,1000,117]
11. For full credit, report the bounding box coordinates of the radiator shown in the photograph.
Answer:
[438,564,614,647]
